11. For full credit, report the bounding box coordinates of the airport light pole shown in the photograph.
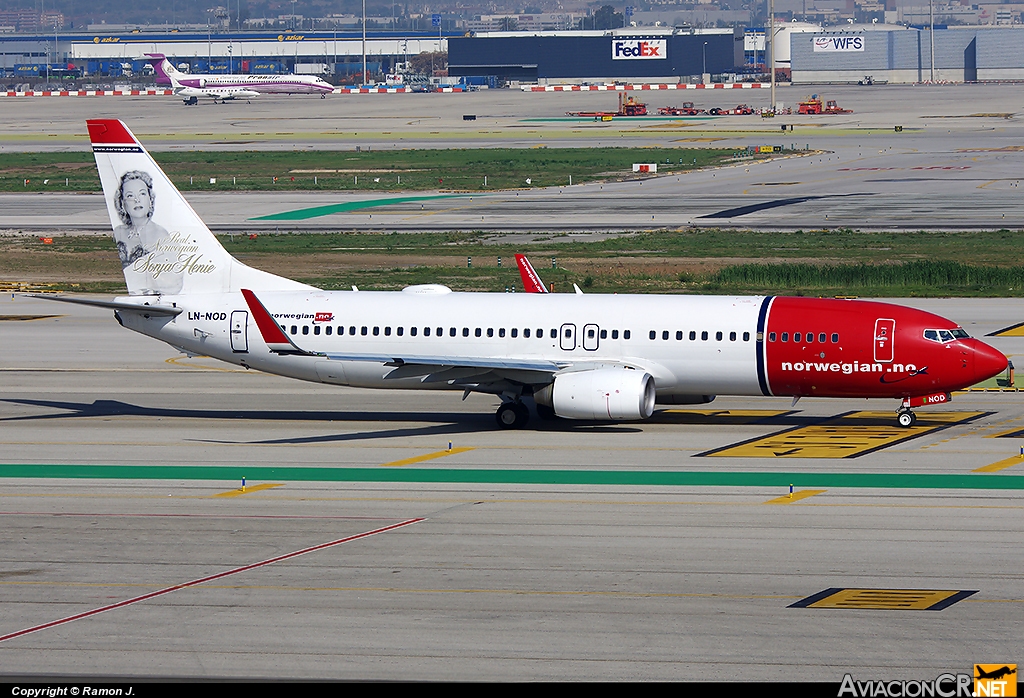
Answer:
[769,0,776,109]
[929,0,935,82]
[362,0,367,85]
[702,41,707,83]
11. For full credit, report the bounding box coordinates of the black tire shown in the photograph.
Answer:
[495,402,529,429]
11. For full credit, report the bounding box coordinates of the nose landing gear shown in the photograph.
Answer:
[897,409,917,427]
[496,401,530,429]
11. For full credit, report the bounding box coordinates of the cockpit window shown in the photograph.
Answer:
[924,328,970,343]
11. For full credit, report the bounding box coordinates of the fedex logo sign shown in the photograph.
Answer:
[612,39,667,60]
[813,35,865,52]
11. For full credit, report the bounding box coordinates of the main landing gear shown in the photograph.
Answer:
[495,401,530,429]
[897,408,918,428]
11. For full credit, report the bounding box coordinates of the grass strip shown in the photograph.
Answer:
[0,464,1022,490]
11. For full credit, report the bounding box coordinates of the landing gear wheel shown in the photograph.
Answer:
[496,402,529,429]
[897,410,915,428]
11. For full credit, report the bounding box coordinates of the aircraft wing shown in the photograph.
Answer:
[241,288,565,384]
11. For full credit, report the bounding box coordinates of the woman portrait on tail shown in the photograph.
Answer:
[112,170,168,268]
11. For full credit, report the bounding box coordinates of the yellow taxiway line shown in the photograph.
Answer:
[765,489,827,504]
[213,483,284,498]
[973,456,1024,473]
[380,447,475,467]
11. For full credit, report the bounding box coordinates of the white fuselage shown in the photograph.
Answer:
[122,290,766,397]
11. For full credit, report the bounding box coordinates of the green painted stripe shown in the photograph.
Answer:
[249,194,464,221]
[1,465,1022,490]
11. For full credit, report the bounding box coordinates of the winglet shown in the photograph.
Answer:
[240,289,314,355]
[515,254,548,293]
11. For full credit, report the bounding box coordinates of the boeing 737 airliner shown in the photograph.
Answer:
[146,54,334,104]
[32,120,1009,429]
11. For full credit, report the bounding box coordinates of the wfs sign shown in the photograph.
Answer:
[612,39,667,60]
[813,35,865,52]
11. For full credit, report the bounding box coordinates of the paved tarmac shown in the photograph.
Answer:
[1,295,1022,680]
[1,83,1023,231]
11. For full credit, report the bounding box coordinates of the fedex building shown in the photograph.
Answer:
[448,28,741,84]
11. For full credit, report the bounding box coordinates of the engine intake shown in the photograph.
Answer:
[536,367,656,421]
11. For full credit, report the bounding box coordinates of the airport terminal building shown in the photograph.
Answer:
[2,24,1023,85]
[790,25,1024,83]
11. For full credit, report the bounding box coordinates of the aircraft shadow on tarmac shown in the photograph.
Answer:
[0,398,643,443]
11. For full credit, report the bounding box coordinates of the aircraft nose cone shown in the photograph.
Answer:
[973,341,1008,382]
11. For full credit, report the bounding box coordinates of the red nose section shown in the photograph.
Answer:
[972,340,1008,383]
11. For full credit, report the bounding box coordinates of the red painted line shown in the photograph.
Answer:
[0,517,423,644]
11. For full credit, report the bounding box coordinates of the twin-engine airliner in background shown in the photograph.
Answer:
[146,54,334,104]
[31,120,1009,429]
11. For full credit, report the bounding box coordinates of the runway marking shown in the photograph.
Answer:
[212,483,284,497]
[380,447,474,467]
[764,489,826,504]
[988,321,1024,337]
[2,464,1023,490]
[790,588,977,611]
[0,517,423,645]
[249,195,464,221]
[974,456,1024,473]
[701,411,985,459]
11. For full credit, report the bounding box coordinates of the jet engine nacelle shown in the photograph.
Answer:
[536,367,656,421]
[198,78,207,88]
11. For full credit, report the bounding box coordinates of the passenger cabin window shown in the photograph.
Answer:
[612,330,619,339]
[511,328,518,338]
[487,328,494,338]
[550,329,557,339]
[499,328,506,338]
[769,332,777,342]
[475,328,482,337]
[373,326,380,336]
[291,325,298,335]
[326,326,332,336]
[662,331,669,340]
[729,332,736,341]
[600,330,606,339]
[701,331,708,341]
[397,327,403,336]
[793,332,800,342]
[349,326,356,335]
[462,327,469,337]
[302,326,309,335]
[361,326,368,336]
[314,326,321,335]
[743,332,750,341]
[424,327,431,337]
[831,333,838,343]
[449,327,456,337]
[806,333,813,343]
[411,327,418,337]
[624,330,630,339]
[689,331,696,341]
[384,327,391,336]
[650,331,656,340]
[818,333,826,343]
[716,331,723,341]
[525,329,532,338]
